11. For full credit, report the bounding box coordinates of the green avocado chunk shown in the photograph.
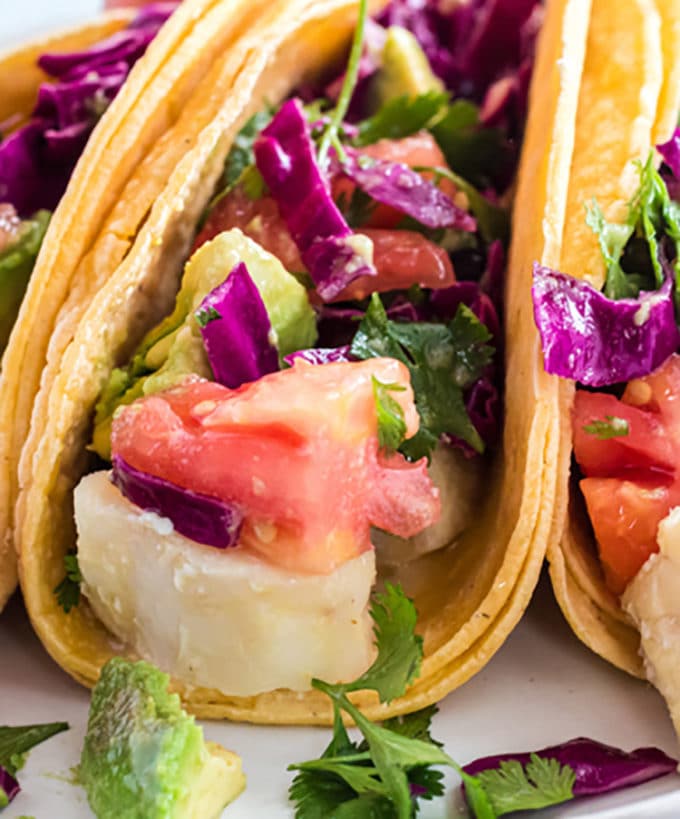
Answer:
[79,658,245,819]
[369,26,444,109]
[0,210,50,350]
[91,228,317,459]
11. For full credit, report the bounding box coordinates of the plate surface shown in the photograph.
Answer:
[2,3,680,818]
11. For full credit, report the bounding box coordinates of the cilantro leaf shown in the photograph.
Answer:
[431,100,513,190]
[194,305,221,328]
[351,295,494,459]
[223,109,273,189]
[588,155,680,303]
[53,550,82,614]
[475,754,576,815]
[355,91,449,147]
[289,769,361,819]
[340,583,423,703]
[373,378,407,453]
[382,706,442,747]
[582,415,629,439]
[0,723,69,776]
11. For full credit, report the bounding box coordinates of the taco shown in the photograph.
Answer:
[0,0,339,612]
[0,4,178,610]
[530,0,680,735]
[15,0,590,724]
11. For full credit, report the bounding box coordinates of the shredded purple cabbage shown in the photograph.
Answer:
[532,264,680,387]
[464,737,677,798]
[0,765,20,805]
[284,346,352,366]
[196,262,279,389]
[111,455,243,549]
[0,3,176,216]
[335,148,475,231]
[253,99,376,301]
[377,0,540,121]
[658,127,680,180]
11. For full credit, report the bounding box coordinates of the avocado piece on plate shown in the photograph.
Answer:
[79,657,245,819]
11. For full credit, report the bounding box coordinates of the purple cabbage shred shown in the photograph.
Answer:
[111,455,243,549]
[658,127,680,181]
[0,3,176,216]
[532,264,680,387]
[464,737,678,799]
[335,147,476,231]
[0,766,20,805]
[196,261,279,389]
[253,99,376,301]
[284,346,352,366]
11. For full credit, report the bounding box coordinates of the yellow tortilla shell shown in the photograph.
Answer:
[548,0,680,676]
[0,0,309,612]
[17,0,590,723]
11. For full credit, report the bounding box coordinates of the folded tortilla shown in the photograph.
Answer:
[547,0,680,677]
[0,0,323,612]
[15,0,591,723]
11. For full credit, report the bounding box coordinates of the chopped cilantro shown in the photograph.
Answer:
[54,550,82,614]
[431,100,513,191]
[372,377,407,454]
[475,755,576,815]
[0,723,69,776]
[287,585,585,819]
[194,304,221,328]
[354,91,449,147]
[351,295,494,460]
[588,155,680,303]
[583,415,629,439]
[223,109,273,189]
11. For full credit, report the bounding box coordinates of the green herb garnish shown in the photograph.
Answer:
[317,0,369,168]
[372,377,407,453]
[351,295,494,460]
[354,91,448,147]
[194,305,221,328]
[54,550,82,614]
[582,415,630,439]
[0,723,69,777]
[288,585,579,818]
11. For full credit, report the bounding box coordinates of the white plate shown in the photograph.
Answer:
[2,3,680,817]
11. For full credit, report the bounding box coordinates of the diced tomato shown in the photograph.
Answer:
[331,229,455,302]
[193,187,304,272]
[572,391,675,480]
[572,354,680,596]
[112,360,440,574]
[580,478,680,595]
[331,132,457,229]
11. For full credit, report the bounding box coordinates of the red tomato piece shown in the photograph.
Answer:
[193,187,304,272]
[572,391,675,480]
[331,228,455,302]
[112,360,440,574]
[572,355,680,596]
[331,131,457,229]
[580,477,680,595]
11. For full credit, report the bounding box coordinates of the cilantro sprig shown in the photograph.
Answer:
[582,415,629,439]
[351,295,494,460]
[288,584,579,819]
[587,155,680,302]
[54,550,82,614]
[372,378,407,453]
[0,723,69,777]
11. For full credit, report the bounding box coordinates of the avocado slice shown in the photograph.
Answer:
[370,26,445,109]
[91,229,317,459]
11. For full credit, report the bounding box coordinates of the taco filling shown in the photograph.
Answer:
[533,126,680,730]
[0,3,175,350]
[69,0,543,696]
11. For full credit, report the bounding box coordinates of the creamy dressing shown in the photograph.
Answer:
[75,471,377,696]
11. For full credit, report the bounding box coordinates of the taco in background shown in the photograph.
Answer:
[531,0,680,738]
[0,0,334,613]
[16,0,590,724]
